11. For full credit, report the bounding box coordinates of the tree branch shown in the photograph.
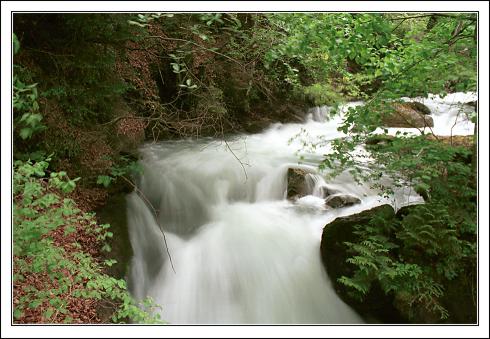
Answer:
[389,14,476,22]
[145,35,244,67]
[120,175,176,274]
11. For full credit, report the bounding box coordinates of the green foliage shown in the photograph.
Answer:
[13,51,45,140]
[302,83,345,106]
[97,155,142,188]
[13,157,162,323]
[339,199,475,321]
[128,13,174,28]
[15,14,142,127]
[321,134,476,322]
[264,13,476,100]
[13,33,20,54]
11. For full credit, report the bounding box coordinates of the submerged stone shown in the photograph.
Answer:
[325,193,361,208]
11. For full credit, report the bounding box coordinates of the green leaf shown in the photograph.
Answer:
[26,113,42,127]
[96,175,113,188]
[13,33,20,55]
[104,259,117,267]
[171,63,180,73]
[127,20,148,28]
[19,128,33,140]
[13,308,23,319]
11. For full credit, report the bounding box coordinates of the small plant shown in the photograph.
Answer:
[96,155,142,188]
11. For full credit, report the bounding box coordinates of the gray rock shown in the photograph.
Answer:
[287,168,311,199]
[406,101,431,115]
[365,135,395,147]
[382,102,434,128]
[318,185,341,198]
[325,193,361,208]
[466,101,477,110]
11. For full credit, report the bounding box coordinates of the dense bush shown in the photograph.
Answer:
[325,136,477,322]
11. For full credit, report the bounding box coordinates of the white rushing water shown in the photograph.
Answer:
[127,92,476,324]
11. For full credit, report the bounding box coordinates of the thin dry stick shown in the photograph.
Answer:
[224,139,249,183]
[450,109,462,146]
[389,14,476,21]
[448,94,467,146]
[426,124,440,141]
[120,175,176,274]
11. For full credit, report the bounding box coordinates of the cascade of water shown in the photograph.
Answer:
[127,92,475,324]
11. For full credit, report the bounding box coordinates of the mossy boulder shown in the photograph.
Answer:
[320,204,403,323]
[95,193,133,280]
[322,203,477,324]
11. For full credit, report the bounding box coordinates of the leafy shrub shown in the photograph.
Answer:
[339,201,475,321]
[13,33,45,141]
[324,135,477,322]
[13,158,162,323]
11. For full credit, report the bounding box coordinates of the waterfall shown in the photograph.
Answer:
[126,92,475,324]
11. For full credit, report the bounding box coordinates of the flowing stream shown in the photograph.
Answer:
[126,92,476,324]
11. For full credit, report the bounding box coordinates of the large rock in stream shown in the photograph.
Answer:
[287,167,341,200]
[320,204,403,323]
[286,168,311,199]
[320,203,477,324]
[405,101,431,115]
[382,102,434,128]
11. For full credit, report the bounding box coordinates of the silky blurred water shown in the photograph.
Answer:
[126,92,475,324]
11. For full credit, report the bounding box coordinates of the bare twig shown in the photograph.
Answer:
[450,109,462,146]
[120,175,176,274]
[425,124,440,141]
[223,139,249,182]
[24,47,75,58]
[389,14,476,22]
[146,35,243,67]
